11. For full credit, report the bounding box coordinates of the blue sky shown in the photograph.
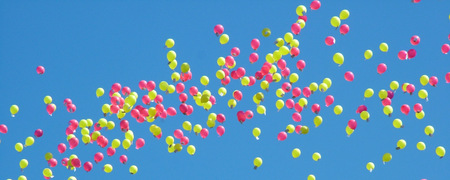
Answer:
[1,0,450,179]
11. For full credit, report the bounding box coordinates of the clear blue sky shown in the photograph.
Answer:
[1,0,450,179]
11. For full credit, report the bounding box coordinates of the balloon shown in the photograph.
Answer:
[290,47,300,58]
[364,88,374,99]
[20,159,28,170]
[219,34,229,44]
[446,72,450,83]
[0,124,8,134]
[410,35,420,45]
[366,162,375,172]
[314,116,323,127]
[25,136,34,147]
[340,24,349,35]
[67,103,76,113]
[396,139,407,150]
[292,148,301,158]
[165,38,175,48]
[436,146,446,158]
[383,105,393,117]
[10,104,19,117]
[276,99,285,111]
[429,76,438,87]
[43,168,53,178]
[400,104,410,115]
[200,128,209,139]
[364,50,373,60]
[300,126,309,134]
[214,24,224,36]
[311,104,320,114]
[425,125,434,136]
[15,142,23,152]
[333,52,344,66]
[278,131,287,141]
[308,175,316,180]
[377,63,387,74]
[418,89,428,100]
[231,47,240,57]
[344,71,354,81]
[46,103,56,116]
[331,16,341,28]
[442,44,450,54]
[252,127,261,140]
[340,9,350,19]
[187,145,196,155]
[291,23,301,35]
[393,119,403,128]
[346,126,354,137]
[334,105,343,115]
[312,152,321,161]
[262,28,271,37]
[48,158,57,167]
[217,126,225,136]
[398,50,408,60]
[325,36,335,46]
[36,65,45,74]
[382,153,392,164]
[103,164,113,173]
[417,142,426,151]
[136,138,145,149]
[348,119,357,129]
[408,49,416,59]
[414,103,423,113]
[406,84,415,95]
[380,42,389,52]
[360,111,370,121]
[310,0,321,10]
[253,157,263,169]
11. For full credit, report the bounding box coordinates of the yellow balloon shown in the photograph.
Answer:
[417,141,426,151]
[103,164,113,173]
[262,28,271,37]
[379,42,389,52]
[253,127,261,140]
[312,152,321,161]
[333,52,344,66]
[165,38,175,48]
[366,162,375,172]
[187,145,196,155]
[292,148,301,158]
[296,5,307,16]
[436,146,446,158]
[219,34,229,44]
[340,9,350,20]
[334,105,343,115]
[331,16,341,28]
[10,104,19,117]
[253,157,263,169]
[364,50,373,60]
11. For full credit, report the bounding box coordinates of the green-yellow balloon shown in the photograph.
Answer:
[275,38,284,48]
[98,118,107,127]
[241,76,250,86]
[44,96,52,104]
[183,121,192,131]
[193,124,202,135]
[218,87,227,96]
[310,82,319,92]
[279,46,290,55]
[112,139,121,149]
[181,62,190,73]
[323,78,332,88]
[10,105,19,117]
[382,153,392,163]
[79,120,87,128]
[159,81,169,92]
[262,28,271,37]
[331,16,341,28]
[276,88,285,98]
[260,80,269,91]
[276,99,284,111]
[333,52,344,66]
[284,33,294,44]
[290,39,300,47]
[364,88,374,99]
[312,152,321,161]
[174,143,183,152]
[272,51,282,62]
[334,105,343,115]
[292,148,301,158]
[125,130,134,141]
[200,76,209,86]
[397,139,406,150]
[340,9,350,20]
[253,127,261,140]
[360,111,370,121]
[318,83,328,92]
[308,175,316,180]
[286,124,295,133]
[253,157,263,169]
[104,164,113,173]
[436,146,446,158]
[296,5,307,16]
[20,159,28,169]
[390,81,399,91]
[379,42,389,52]
[273,73,281,82]
[298,19,306,29]
[425,125,434,136]
[379,89,388,99]
[45,152,53,161]
[217,57,225,67]
[346,126,354,137]
[228,99,237,109]
[25,137,34,147]
[169,60,177,70]
[18,175,27,180]
[106,121,115,130]
[68,176,77,180]
[167,50,176,62]
[256,105,266,115]
[43,168,53,177]
[101,104,110,115]
[219,34,229,44]
[364,50,373,60]
[314,116,323,128]
[417,141,426,151]
[383,105,393,116]
[216,70,225,80]
[96,88,104,98]
[300,126,309,134]
[165,38,175,48]
[82,134,91,144]
[366,162,375,172]
[187,145,196,155]
[206,119,215,128]
[122,139,131,150]
[129,165,138,174]
[393,119,403,128]
[298,98,308,107]
[418,89,428,100]
[166,136,174,145]
[416,111,425,120]
[420,75,429,86]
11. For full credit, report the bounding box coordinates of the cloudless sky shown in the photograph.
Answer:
[1,0,450,179]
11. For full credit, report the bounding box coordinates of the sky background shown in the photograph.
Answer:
[1,0,450,179]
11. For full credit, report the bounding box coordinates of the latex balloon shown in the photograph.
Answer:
[348,119,357,130]
[340,9,350,19]
[251,39,260,50]
[314,116,323,128]
[325,36,335,46]
[308,175,316,180]
[380,42,389,52]
[103,164,113,173]
[344,71,354,81]
[443,44,450,54]
[262,28,271,37]
[292,148,301,158]
[408,49,416,59]
[43,168,53,178]
[220,34,229,44]
[334,105,343,115]
[277,131,287,141]
[331,16,341,28]
[366,162,375,172]
[417,142,426,151]
[393,119,403,128]
[333,52,344,66]
[446,72,450,83]
[10,104,19,117]
[20,159,28,170]
[214,24,224,36]
[398,50,408,60]
[429,76,438,87]
[165,38,175,48]
[37,65,45,74]
[253,157,263,169]
[425,125,434,136]
[253,127,261,140]
[187,145,196,155]
[436,146,446,158]
[382,153,392,164]
[410,35,420,45]
[364,50,373,60]
[310,0,321,10]
[340,24,349,35]
[0,124,8,134]
[396,139,407,150]
[377,63,387,74]
[364,88,374,99]
[312,152,321,161]
[217,126,225,136]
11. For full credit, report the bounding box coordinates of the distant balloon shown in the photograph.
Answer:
[344,71,354,81]
[340,24,349,35]
[325,36,335,46]
[214,24,224,36]
[398,50,408,60]
[36,66,45,74]
[310,0,321,10]
[410,35,420,45]
[377,63,387,74]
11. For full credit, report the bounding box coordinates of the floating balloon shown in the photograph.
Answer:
[292,148,301,158]
[277,131,287,141]
[410,35,420,45]
[398,50,408,60]
[436,146,446,158]
[220,34,229,44]
[10,104,19,117]
[331,16,341,28]
[325,36,335,46]
[366,162,375,172]
[442,44,450,54]
[253,157,263,170]
[380,42,389,52]
[333,52,344,66]
[36,65,45,74]
[310,0,321,10]
[344,71,354,81]
[340,9,350,19]
[364,50,373,60]
[214,24,224,36]
[340,24,349,35]
[377,63,387,74]
[262,28,271,37]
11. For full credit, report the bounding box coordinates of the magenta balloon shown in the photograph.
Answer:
[0,124,8,134]
[251,39,260,50]
[406,84,415,95]
[119,155,128,164]
[290,47,300,58]
[282,82,292,93]
[142,95,151,105]
[69,137,79,149]
[303,87,311,98]
[292,87,302,98]
[344,71,354,81]
[122,86,131,96]
[154,95,164,104]
[222,68,229,76]
[217,113,226,123]
[429,76,438,87]
[277,131,287,141]
[356,105,367,114]
[233,90,243,101]
[294,103,303,113]
[200,128,209,139]
[189,86,198,96]
[46,104,56,115]
[176,83,185,93]
[237,111,246,123]
[407,49,417,59]
[277,59,287,70]
[48,158,57,167]
[180,136,190,145]
[413,103,423,113]
[214,24,224,36]
[286,99,295,109]
[94,152,104,163]
[248,76,256,86]
[63,98,72,106]
[382,97,392,106]
[146,81,156,91]
[34,129,43,137]
[237,67,246,78]
[68,119,79,130]
[311,104,320,114]
[111,96,120,105]
[137,115,145,123]
[225,56,235,67]
[446,72,450,83]
[245,110,254,119]
[179,104,187,115]
[67,103,76,113]
[136,138,145,149]
[36,66,45,74]
[377,63,387,74]
[255,71,264,80]
[131,109,140,119]
[291,23,301,35]
[249,52,259,63]
[442,44,450,54]
[230,70,239,80]
[155,104,164,113]
[340,24,350,35]
[410,35,420,45]
[296,60,306,71]
[231,47,240,57]
[186,105,194,116]
[348,119,357,130]
[281,68,291,79]
[295,125,302,134]
[61,158,69,166]
[292,112,302,122]
[413,0,421,2]
[298,15,308,22]
[139,108,149,117]
[108,90,114,97]
[138,80,147,90]
[156,132,162,139]
[65,127,74,135]
[325,36,335,46]
[325,95,334,107]
[58,143,67,154]
[398,50,408,60]
[120,120,129,132]
[387,90,394,99]
[167,107,177,116]
[216,126,225,137]
[310,0,321,10]
[71,158,82,168]
[401,104,410,115]
[265,74,273,83]
[84,161,93,172]
[111,83,122,93]
[174,129,184,139]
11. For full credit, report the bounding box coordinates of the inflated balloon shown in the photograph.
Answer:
[220,34,229,44]
[262,28,271,37]
[442,44,450,54]
[436,146,446,158]
[165,38,175,48]
[333,52,344,66]
[382,153,392,164]
[253,157,263,170]
[278,131,287,141]
[10,104,19,117]
[344,71,354,81]
[340,24,349,35]
[377,63,387,74]
[217,126,225,136]
[214,24,224,36]
[364,50,373,60]
[43,168,53,178]
[0,124,8,134]
[292,148,301,158]
[334,105,343,115]
[398,50,408,60]
[393,119,403,128]
[331,16,341,28]
[37,65,45,74]
[25,136,34,147]
[364,88,374,99]
[417,142,426,151]
[313,116,323,128]
[408,49,417,59]
[396,139,407,150]
[340,9,350,19]
[425,125,434,136]
[325,36,335,46]
[410,35,420,45]
[103,164,113,173]
[380,42,389,52]
[308,175,316,180]
[348,119,357,130]
[312,152,321,161]
[383,105,393,117]
[310,0,321,10]
[429,76,438,87]
[20,159,28,171]
[446,72,450,83]
[366,162,375,172]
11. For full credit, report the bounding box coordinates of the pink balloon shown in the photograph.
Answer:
[286,99,295,109]
[296,60,306,71]
[255,71,264,80]
[67,103,76,113]
[410,35,420,45]
[63,98,72,106]
[34,129,43,137]
[107,146,116,156]
[282,82,292,93]
[84,161,93,172]
[233,90,243,101]
[413,0,421,2]
[217,113,226,123]
[277,132,287,141]
[154,95,163,104]
[179,93,188,103]
[348,119,357,130]
[174,129,184,139]
[189,86,198,96]
[61,158,69,166]
[156,132,162,139]
[186,105,193,116]
[325,95,334,107]
[292,87,301,98]
[398,50,408,60]
[248,76,256,86]
[231,47,240,57]
[377,63,387,74]
[294,103,303,113]
[408,49,417,59]
[277,59,287,70]
[311,104,320,114]
[176,83,185,93]
[216,126,225,137]
[68,119,78,130]
[340,24,350,35]
[442,44,450,54]
[200,128,209,139]
[179,104,188,115]
[281,68,291,79]
[214,24,224,36]
[69,137,79,149]
[245,110,254,119]
[401,104,410,115]
[291,23,301,35]
[119,155,128,164]
[36,66,45,74]
[251,39,260,50]
[71,158,81,168]
[265,74,273,83]
[413,103,423,113]
[111,83,122,93]
[121,86,131,95]
[139,108,149,117]
[167,107,177,116]
[356,105,367,114]
[58,143,66,153]
[180,136,189,145]
[295,125,302,134]
[135,138,145,149]
[382,97,391,106]
[325,36,335,46]
[0,124,8,134]
[445,72,450,83]
[209,95,216,105]
[48,158,57,167]
[249,53,259,63]
[142,95,151,105]
[138,80,147,90]
[131,109,140,119]
[136,115,145,123]
[406,84,415,95]
[429,76,438,87]
[290,47,300,58]
[237,111,246,124]
[221,76,230,86]
[237,67,246,78]
[344,71,354,81]
[298,15,308,22]
[146,81,156,91]
[303,87,311,98]
[310,0,321,10]
[120,120,129,132]
[292,112,302,122]
[225,56,235,67]
[65,127,74,135]
[94,152,104,163]
[231,70,240,80]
